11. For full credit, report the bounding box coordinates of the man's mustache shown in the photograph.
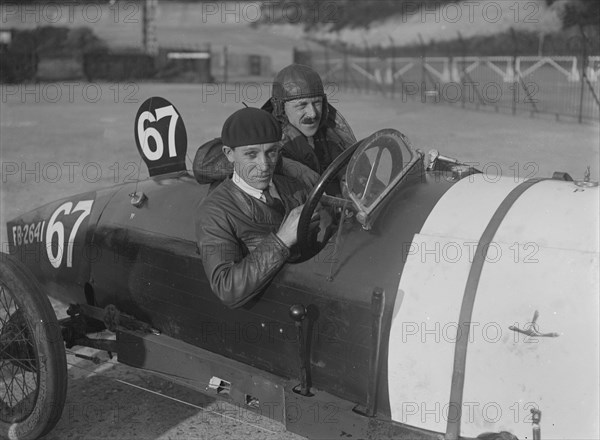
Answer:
[301,116,319,124]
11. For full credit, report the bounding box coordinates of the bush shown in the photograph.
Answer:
[1,25,108,82]
[8,25,107,57]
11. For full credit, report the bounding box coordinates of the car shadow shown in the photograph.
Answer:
[42,352,301,440]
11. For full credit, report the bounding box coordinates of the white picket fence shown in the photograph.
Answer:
[312,55,600,121]
[325,56,599,85]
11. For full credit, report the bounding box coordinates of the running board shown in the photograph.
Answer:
[116,328,286,423]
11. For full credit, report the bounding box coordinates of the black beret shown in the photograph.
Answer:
[221,108,282,148]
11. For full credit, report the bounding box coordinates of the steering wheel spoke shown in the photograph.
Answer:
[320,194,351,209]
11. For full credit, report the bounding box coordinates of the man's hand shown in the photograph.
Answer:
[276,205,304,248]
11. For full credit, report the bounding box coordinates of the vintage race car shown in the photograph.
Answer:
[1,98,598,440]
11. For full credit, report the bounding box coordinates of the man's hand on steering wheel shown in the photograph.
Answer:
[277,204,322,249]
[276,205,303,248]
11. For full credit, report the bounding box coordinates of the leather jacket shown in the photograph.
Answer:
[195,176,308,308]
[280,121,350,175]
[261,99,356,172]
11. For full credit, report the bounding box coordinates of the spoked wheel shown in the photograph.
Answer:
[0,254,67,440]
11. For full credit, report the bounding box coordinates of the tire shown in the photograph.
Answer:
[0,254,67,440]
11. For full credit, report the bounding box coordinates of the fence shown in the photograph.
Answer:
[296,48,600,123]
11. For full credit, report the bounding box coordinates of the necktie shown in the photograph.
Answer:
[263,189,285,217]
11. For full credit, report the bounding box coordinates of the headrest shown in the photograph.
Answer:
[192,138,232,183]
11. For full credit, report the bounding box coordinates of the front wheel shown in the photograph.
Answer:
[0,254,67,440]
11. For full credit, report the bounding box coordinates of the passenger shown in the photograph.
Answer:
[193,64,355,191]
[264,63,357,190]
[195,108,309,308]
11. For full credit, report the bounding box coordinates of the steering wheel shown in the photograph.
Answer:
[290,140,362,264]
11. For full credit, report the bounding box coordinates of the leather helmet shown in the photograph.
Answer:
[272,64,325,102]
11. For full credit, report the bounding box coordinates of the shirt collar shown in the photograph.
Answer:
[232,171,269,200]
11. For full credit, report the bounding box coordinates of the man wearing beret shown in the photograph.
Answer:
[264,63,357,191]
[196,108,309,308]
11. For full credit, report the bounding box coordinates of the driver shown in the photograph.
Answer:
[264,63,357,190]
[195,108,309,308]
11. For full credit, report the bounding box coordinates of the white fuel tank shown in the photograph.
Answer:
[388,174,599,439]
